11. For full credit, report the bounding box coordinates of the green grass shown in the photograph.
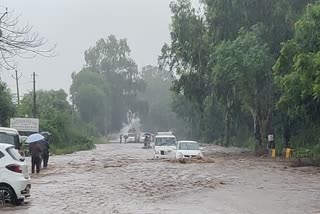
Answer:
[92,136,109,144]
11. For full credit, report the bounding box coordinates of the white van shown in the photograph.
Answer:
[153,132,177,159]
[0,127,21,151]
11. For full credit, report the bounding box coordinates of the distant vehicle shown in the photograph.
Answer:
[155,131,175,136]
[0,127,21,151]
[153,132,177,159]
[176,141,203,159]
[139,132,151,144]
[0,144,31,205]
[127,133,136,143]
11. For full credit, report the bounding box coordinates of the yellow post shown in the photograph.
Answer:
[285,148,291,159]
[271,149,276,158]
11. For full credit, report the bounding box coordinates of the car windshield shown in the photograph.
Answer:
[0,133,16,145]
[0,133,20,149]
[6,147,23,162]
[155,137,176,146]
[178,142,200,150]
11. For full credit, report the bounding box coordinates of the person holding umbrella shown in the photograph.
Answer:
[40,131,51,168]
[26,134,45,174]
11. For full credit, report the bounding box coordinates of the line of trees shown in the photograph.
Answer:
[159,0,320,157]
[2,1,320,158]
[69,36,187,137]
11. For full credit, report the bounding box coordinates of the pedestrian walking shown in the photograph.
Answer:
[41,139,50,168]
[29,141,43,174]
[120,134,123,144]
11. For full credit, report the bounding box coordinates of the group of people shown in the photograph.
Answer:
[29,135,50,174]
[120,134,128,144]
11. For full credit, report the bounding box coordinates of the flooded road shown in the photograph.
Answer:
[2,143,320,214]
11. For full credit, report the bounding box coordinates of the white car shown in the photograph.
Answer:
[0,127,21,151]
[127,134,136,143]
[153,132,177,159]
[176,141,203,159]
[0,144,31,205]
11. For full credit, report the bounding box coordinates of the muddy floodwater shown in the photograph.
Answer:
[2,143,320,214]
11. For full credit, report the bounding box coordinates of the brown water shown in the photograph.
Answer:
[1,144,320,214]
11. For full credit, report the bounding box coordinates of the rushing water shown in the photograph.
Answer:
[1,144,320,214]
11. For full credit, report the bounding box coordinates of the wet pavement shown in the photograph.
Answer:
[1,143,320,214]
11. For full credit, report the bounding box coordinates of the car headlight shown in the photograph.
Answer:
[155,151,160,154]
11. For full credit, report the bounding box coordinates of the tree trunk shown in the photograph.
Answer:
[224,109,230,147]
[283,116,290,148]
[252,110,264,156]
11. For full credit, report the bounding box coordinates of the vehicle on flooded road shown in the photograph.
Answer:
[153,132,176,159]
[127,133,137,143]
[0,144,31,205]
[176,141,203,159]
[0,128,21,153]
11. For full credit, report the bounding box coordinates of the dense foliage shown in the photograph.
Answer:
[18,89,95,153]
[138,65,187,135]
[160,0,320,156]
[0,81,15,127]
[1,1,320,159]
[70,35,146,134]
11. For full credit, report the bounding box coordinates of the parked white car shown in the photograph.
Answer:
[0,144,31,205]
[176,141,203,159]
[153,132,176,159]
[0,127,21,151]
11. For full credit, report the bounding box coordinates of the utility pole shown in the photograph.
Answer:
[32,72,37,118]
[12,70,22,105]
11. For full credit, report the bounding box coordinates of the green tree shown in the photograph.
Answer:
[0,81,14,126]
[274,2,320,150]
[18,89,93,148]
[139,65,181,133]
[70,69,110,135]
[213,27,274,152]
[159,0,211,137]
[73,35,145,133]
[160,0,315,151]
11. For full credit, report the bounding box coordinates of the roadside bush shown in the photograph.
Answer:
[18,89,97,155]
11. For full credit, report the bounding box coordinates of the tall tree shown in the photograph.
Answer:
[71,35,145,133]
[274,2,320,123]
[70,69,110,135]
[139,65,179,132]
[213,26,274,152]
[0,81,14,126]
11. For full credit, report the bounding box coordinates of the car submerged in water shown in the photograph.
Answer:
[153,132,176,159]
[176,141,203,159]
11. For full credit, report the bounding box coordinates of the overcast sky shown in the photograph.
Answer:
[0,0,199,97]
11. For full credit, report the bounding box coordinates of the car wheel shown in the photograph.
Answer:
[0,185,17,205]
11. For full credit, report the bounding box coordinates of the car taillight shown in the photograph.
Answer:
[6,164,22,173]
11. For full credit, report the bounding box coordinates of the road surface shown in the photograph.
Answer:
[2,143,320,214]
